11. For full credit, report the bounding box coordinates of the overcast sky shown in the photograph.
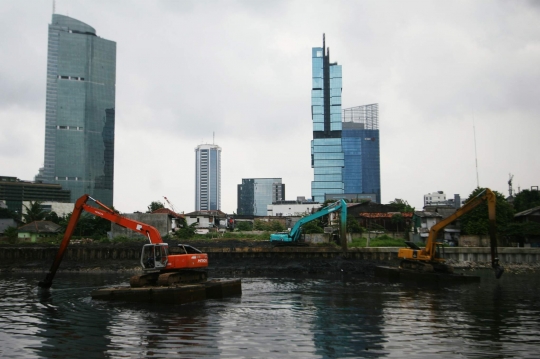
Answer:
[1,0,539,214]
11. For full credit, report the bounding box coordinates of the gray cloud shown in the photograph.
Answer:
[1,0,539,213]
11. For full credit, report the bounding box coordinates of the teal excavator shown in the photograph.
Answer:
[270,199,347,247]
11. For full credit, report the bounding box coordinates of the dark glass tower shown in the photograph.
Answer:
[311,34,344,203]
[342,104,381,203]
[237,178,285,216]
[37,14,116,206]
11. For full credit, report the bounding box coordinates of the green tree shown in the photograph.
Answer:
[302,220,324,234]
[3,226,18,243]
[22,201,46,223]
[513,189,540,213]
[391,213,405,233]
[388,199,414,213]
[174,218,197,239]
[235,221,253,231]
[147,201,165,213]
[347,215,363,234]
[44,211,60,224]
[460,187,515,235]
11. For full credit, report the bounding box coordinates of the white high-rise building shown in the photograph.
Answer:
[195,144,221,211]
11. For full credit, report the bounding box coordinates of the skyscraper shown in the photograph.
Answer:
[195,144,221,211]
[37,14,116,206]
[311,34,344,203]
[237,178,285,216]
[342,104,381,203]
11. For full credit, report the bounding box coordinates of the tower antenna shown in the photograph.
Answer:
[53,0,56,14]
[473,114,480,188]
[213,131,215,145]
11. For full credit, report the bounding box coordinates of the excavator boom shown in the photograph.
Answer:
[38,195,208,289]
[398,188,504,278]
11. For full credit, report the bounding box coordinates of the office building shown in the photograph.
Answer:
[0,176,71,214]
[311,34,344,203]
[36,14,116,206]
[342,104,381,203]
[195,144,221,211]
[237,178,285,216]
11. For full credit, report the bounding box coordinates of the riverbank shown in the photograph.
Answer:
[2,239,540,277]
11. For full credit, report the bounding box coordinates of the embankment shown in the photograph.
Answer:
[1,241,539,276]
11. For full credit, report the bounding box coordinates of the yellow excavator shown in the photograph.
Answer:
[398,188,504,279]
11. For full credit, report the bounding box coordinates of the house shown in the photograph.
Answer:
[111,209,184,239]
[17,221,61,242]
[184,210,227,234]
[347,202,413,232]
[514,206,540,247]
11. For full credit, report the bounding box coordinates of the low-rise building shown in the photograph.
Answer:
[17,221,61,242]
[185,210,227,234]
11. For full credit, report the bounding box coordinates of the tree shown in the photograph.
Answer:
[174,218,197,239]
[3,226,18,243]
[44,211,60,224]
[391,213,404,233]
[513,189,540,213]
[235,221,253,231]
[302,220,324,234]
[23,201,46,223]
[147,201,164,213]
[347,215,363,234]
[460,187,515,235]
[388,199,414,213]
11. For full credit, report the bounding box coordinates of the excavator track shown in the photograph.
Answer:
[130,270,208,288]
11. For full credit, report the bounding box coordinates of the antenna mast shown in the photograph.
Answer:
[508,173,514,197]
[53,0,56,14]
[473,116,480,188]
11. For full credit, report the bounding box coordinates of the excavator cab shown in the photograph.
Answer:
[141,243,169,271]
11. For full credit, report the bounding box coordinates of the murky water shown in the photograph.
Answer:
[1,270,540,358]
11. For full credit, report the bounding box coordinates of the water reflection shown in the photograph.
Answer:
[1,271,540,358]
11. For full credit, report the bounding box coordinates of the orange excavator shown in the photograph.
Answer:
[398,188,504,279]
[38,195,208,289]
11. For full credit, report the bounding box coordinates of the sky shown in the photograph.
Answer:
[1,0,539,214]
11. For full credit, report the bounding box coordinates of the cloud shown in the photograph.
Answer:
[1,0,539,213]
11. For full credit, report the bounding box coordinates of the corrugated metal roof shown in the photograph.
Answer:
[515,206,540,218]
[18,221,61,234]
[151,208,185,219]
[358,212,413,219]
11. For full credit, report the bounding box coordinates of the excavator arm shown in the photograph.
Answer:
[38,194,164,288]
[399,188,504,278]
[270,199,347,250]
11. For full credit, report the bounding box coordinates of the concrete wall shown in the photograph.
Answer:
[2,246,540,264]
[111,213,172,239]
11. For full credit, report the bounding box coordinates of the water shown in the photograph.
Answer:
[1,271,540,358]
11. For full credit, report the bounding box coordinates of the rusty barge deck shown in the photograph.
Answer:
[91,279,242,304]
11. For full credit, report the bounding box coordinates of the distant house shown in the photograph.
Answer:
[514,206,540,247]
[17,221,61,242]
[347,202,413,232]
[184,210,227,234]
[111,209,184,239]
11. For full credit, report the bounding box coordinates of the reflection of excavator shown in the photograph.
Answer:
[270,199,347,248]
[398,188,504,279]
[38,195,208,289]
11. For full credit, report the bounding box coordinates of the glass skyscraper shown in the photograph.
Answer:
[37,14,116,206]
[311,34,344,203]
[342,104,381,203]
[195,144,221,211]
[237,178,285,216]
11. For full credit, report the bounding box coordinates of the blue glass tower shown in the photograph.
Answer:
[38,14,116,206]
[237,178,285,216]
[342,104,381,203]
[311,34,344,203]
